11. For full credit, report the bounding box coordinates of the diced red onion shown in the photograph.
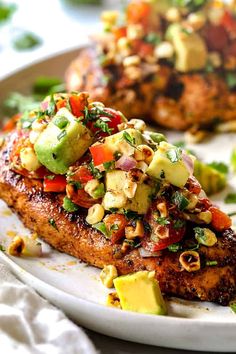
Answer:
[115,155,137,171]
[139,247,161,258]
[41,101,48,111]
[182,151,194,175]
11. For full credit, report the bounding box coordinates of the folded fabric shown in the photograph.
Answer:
[0,263,97,354]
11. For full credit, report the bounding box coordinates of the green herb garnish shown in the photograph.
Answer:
[172,191,189,211]
[20,112,36,130]
[144,32,161,45]
[230,302,236,314]
[33,76,64,95]
[94,117,113,135]
[92,222,110,238]
[45,94,56,117]
[194,227,206,244]
[173,219,186,229]
[89,161,103,179]
[206,260,218,266]
[63,197,79,212]
[68,180,82,190]
[226,72,236,90]
[0,2,16,24]
[93,183,105,199]
[168,243,181,252]
[122,131,135,146]
[13,32,41,51]
[45,175,55,180]
[48,218,58,231]
[155,217,170,226]
[225,193,236,204]
[0,244,5,252]
[123,209,141,220]
[110,224,119,231]
[103,161,115,172]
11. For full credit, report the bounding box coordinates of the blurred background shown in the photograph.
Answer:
[0,0,124,79]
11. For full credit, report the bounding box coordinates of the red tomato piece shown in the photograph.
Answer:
[209,206,232,231]
[43,175,67,192]
[90,144,114,166]
[2,114,21,132]
[103,214,128,244]
[113,26,127,41]
[186,176,202,195]
[70,188,96,208]
[127,1,151,27]
[204,24,229,51]
[102,108,123,132]
[152,223,185,251]
[69,93,88,117]
[56,99,67,111]
[221,10,236,34]
[71,165,93,184]
[132,39,154,57]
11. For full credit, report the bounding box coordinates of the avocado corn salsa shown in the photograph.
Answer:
[4,91,232,270]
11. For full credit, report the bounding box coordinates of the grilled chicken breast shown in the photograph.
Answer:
[1,135,236,305]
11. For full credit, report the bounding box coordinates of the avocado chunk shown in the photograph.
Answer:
[35,108,93,174]
[103,170,152,214]
[169,25,207,72]
[146,142,191,188]
[104,128,144,155]
[113,271,167,315]
[194,160,226,195]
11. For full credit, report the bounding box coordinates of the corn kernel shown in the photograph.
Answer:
[86,204,105,225]
[198,211,212,224]
[20,147,41,172]
[100,265,118,288]
[123,55,141,67]
[129,119,146,132]
[195,228,217,246]
[8,236,25,257]
[154,42,174,59]
[187,12,206,30]
[179,251,200,272]
[134,145,154,164]
[166,7,181,22]
[106,292,121,308]
[84,179,100,197]
[125,220,145,240]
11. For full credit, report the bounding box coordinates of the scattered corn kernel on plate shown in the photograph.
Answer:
[1,49,236,352]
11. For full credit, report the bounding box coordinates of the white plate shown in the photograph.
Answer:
[0,48,236,352]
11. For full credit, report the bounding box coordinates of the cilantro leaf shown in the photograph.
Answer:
[168,243,181,252]
[48,218,58,231]
[0,2,16,24]
[13,32,41,51]
[172,191,189,211]
[155,217,170,226]
[122,131,135,146]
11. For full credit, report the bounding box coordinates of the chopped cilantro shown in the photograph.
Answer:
[123,209,141,220]
[110,224,119,231]
[63,197,79,212]
[48,218,58,231]
[0,2,16,24]
[172,0,207,11]
[173,219,186,229]
[172,191,189,211]
[122,131,135,146]
[68,180,82,190]
[33,76,63,96]
[20,112,36,130]
[57,129,67,141]
[206,260,218,266]
[89,161,103,179]
[144,32,161,45]
[109,208,119,213]
[184,239,200,251]
[207,161,228,175]
[168,243,181,252]
[225,193,236,204]
[103,161,115,171]
[94,117,113,135]
[174,141,185,148]
[83,106,112,125]
[13,32,41,51]
[155,217,170,226]
[45,94,56,117]
[45,175,55,180]
[194,227,206,244]
[92,222,110,238]
[166,147,182,163]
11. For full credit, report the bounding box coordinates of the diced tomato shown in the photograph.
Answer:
[104,214,128,244]
[203,24,229,51]
[56,98,67,111]
[43,175,67,192]
[90,144,114,166]
[2,114,21,132]
[221,10,236,34]
[132,39,154,57]
[209,206,232,231]
[186,176,202,195]
[71,165,93,184]
[69,93,88,118]
[198,198,212,211]
[67,186,98,209]
[127,1,151,28]
[102,108,123,132]
[113,26,127,41]
[151,223,185,251]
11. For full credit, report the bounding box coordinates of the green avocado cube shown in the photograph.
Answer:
[104,128,144,155]
[35,108,93,174]
[114,271,167,315]
[194,160,226,196]
[146,142,191,188]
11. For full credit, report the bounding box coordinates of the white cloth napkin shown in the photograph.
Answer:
[0,263,97,354]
